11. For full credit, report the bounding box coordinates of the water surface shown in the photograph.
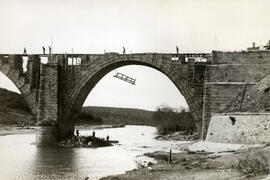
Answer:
[0,125,185,180]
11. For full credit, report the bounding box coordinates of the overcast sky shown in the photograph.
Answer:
[0,0,269,111]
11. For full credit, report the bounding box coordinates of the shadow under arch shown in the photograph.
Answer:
[0,71,35,119]
[66,60,200,132]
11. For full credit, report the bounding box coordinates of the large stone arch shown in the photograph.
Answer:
[0,55,38,117]
[64,54,203,134]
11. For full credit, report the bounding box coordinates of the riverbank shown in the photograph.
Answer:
[76,124,125,130]
[0,125,36,136]
[0,124,125,136]
[101,141,270,180]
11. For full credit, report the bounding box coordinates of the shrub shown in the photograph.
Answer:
[152,105,196,135]
[135,159,146,169]
[233,151,269,177]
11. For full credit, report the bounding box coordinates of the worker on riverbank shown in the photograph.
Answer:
[92,131,95,138]
[76,130,79,137]
[106,135,109,141]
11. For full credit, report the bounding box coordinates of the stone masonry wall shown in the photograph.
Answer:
[202,51,270,141]
[37,64,59,124]
[224,74,270,113]
[208,64,269,82]
[212,51,270,65]
[202,83,254,137]
[206,113,270,144]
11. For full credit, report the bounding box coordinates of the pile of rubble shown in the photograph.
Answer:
[57,135,113,148]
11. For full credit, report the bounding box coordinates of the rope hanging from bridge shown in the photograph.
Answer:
[113,72,136,85]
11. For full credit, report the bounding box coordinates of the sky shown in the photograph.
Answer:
[0,0,269,111]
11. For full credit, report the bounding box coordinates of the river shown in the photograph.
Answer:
[0,125,186,180]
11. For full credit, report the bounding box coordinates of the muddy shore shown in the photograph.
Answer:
[101,142,270,180]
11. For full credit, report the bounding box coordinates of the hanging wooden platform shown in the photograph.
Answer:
[113,72,136,85]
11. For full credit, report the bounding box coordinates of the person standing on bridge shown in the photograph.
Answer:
[176,45,179,54]
[42,46,46,54]
[48,46,52,55]
[23,47,27,55]
[122,47,126,54]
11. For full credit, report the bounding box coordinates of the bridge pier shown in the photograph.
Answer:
[35,63,60,146]
[35,122,75,146]
[36,125,58,146]
[35,62,77,146]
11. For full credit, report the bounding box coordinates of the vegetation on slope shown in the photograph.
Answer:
[233,150,269,177]
[152,105,196,135]
[81,106,154,126]
[76,111,103,125]
[0,88,34,125]
[0,88,31,113]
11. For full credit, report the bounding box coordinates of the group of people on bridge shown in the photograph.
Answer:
[23,45,180,56]
[23,46,52,55]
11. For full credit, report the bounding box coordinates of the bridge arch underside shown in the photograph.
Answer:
[62,60,203,137]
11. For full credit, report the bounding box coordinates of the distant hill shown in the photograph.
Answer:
[0,87,155,126]
[0,88,34,125]
[81,106,156,126]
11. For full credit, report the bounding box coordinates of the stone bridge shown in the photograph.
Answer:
[0,51,269,146]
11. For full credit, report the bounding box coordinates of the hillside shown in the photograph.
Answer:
[0,88,34,125]
[81,106,155,126]
[0,87,155,126]
[0,88,194,129]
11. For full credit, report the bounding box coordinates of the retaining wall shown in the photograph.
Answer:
[206,113,270,144]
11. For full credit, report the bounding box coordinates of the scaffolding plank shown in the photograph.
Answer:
[113,72,136,85]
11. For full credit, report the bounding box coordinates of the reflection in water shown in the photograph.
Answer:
[0,125,185,180]
[32,148,78,179]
